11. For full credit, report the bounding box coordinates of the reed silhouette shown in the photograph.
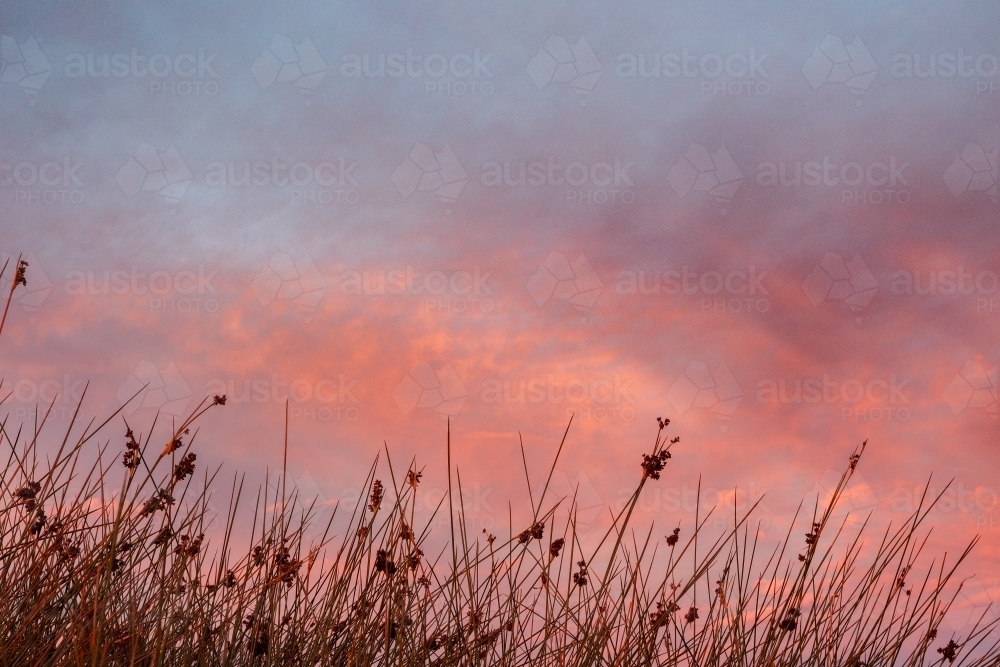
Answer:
[0,258,996,666]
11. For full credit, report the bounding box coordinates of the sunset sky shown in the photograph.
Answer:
[1,0,998,630]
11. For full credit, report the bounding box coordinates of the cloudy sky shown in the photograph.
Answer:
[1,0,998,628]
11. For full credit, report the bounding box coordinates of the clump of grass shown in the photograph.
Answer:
[0,407,994,666]
[0,260,997,666]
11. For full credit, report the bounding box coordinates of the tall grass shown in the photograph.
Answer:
[0,259,997,666]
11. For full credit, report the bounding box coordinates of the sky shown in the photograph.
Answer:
[0,0,998,633]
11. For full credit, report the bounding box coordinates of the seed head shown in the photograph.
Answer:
[173,453,197,482]
[549,538,565,560]
[13,260,28,288]
[139,489,175,517]
[651,600,678,628]
[160,428,189,457]
[642,450,671,480]
[779,608,800,631]
[805,522,821,547]
[174,533,204,558]
[374,549,396,576]
[938,640,959,663]
[517,522,544,544]
[573,560,588,588]
[369,480,384,513]
[253,627,269,656]
[30,508,46,535]
[15,481,41,504]
[151,526,174,547]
